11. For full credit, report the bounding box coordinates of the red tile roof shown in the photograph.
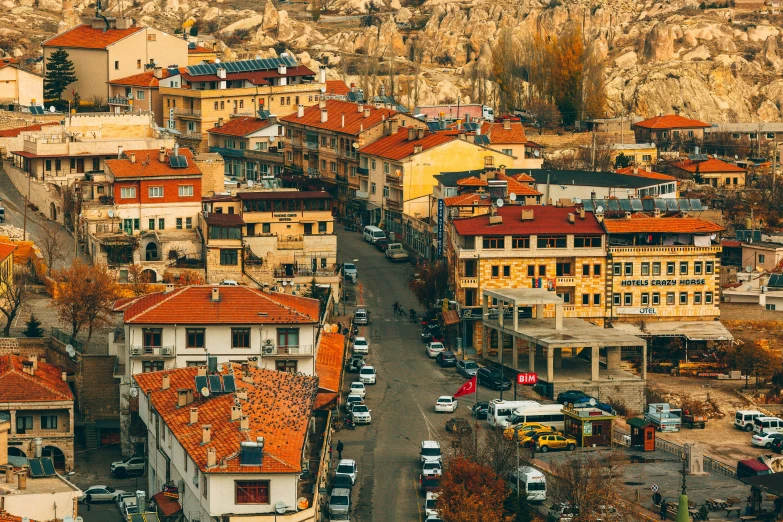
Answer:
[152,492,182,516]
[108,70,171,88]
[123,286,319,325]
[359,128,455,160]
[106,148,202,179]
[444,194,491,207]
[43,24,144,49]
[453,205,603,236]
[721,240,741,248]
[314,332,345,410]
[0,242,17,263]
[603,217,724,234]
[134,365,318,474]
[207,117,273,137]
[280,99,398,136]
[513,173,536,182]
[633,115,711,130]
[481,122,527,144]
[0,513,25,522]
[180,65,315,87]
[672,158,746,173]
[456,177,487,187]
[616,166,677,181]
[0,355,73,403]
[0,123,59,138]
[325,80,350,96]
[188,45,214,54]
[496,173,542,196]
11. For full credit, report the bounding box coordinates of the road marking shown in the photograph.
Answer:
[416,403,446,445]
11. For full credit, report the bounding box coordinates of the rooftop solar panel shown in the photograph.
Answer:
[666,199,679,211]
[41,457,55,476]
[607,199,620,211]
[678,199,691,211]
[642,199,654,212]
[223,375,236,393]
[195,375,208,393]
[630,199,643,211]
[654,199,667,211]
[208,374,222,393]
[690,199,703,211]
[619,199,632,211]
[28,459,44,477]
[474,135,490,146]
[769,274,782,287]
[582,200,594,211]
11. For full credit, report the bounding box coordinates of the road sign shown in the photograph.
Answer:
[651,484,659,492]
[517,372,538,385]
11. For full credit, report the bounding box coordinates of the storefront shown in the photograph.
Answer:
[563,405,616,448]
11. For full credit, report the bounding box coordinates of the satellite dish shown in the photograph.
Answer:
[596,205,605,214]
[651,142,656,148]
[217,363,224,373]
[352,142,359,149]
[321,86,326,93]
[282,281,287,286]
[735,155,739,160]
[509,193,517,201]
[588,398,597,406]
[215,58,220,63]
[297,497,309,510]
[533,149,540,157]
[745,265,753,273]
[496,198,504,207]
[66,344,75,358]
[107,210,114,218]
[275,501,287,514]
[574,197,582,204]
[323,324,331,332]
[129,387,138,398]
[49,106,56,113]
[201,386,210,397]
[710,234,716,240]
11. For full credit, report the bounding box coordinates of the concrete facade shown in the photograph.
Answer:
[0,61,44,106]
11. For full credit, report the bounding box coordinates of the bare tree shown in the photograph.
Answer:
[549,451,629,520]
[127,263,153,296]
[39,222,66,275]
[0,266,31,337]
[53,260,119,345]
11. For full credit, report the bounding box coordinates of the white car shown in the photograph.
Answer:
[359,366,376,384]
[426,342,446,358]
[353,337,369,355]
[752,431,783,448]
[79,485,125,503]
[420,440,442,465]
[422,460,442,476]
[344,393,365,413]
[351,404,372,424]
[425,492,440,517]
[349,382,366,398]
[335,459,358,484]
[435,396,458,413]
[220,279,239,286]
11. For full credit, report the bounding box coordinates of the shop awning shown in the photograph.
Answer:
[365,202,381,210]
[442,309,460,326]
[611,321,734,341]
[152,491,182,516]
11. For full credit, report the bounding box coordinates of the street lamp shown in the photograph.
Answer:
[342,258,358,316]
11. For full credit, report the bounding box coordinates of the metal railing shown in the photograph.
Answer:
[173,108,202,117]
[337,149,357,159]
[129,346,175,357]
[305,141,319,150]
[209,146,244,157]
[274,266,337,278]
[357,167,369,176]
[307,168,320,178]
[278,235,305,249]
[385,174,402,185]
[704,456,737,477]
[262,344,313,356]
[51,328,84,353]
[108,97,130,106]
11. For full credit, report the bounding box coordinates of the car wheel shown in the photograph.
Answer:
[567,444,576,451]
[540,445,549,453]
[114,468,127,478]
[745,425,754,432]
[767,442,773,449]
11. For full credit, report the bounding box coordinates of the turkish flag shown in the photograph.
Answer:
[453,376,477,398]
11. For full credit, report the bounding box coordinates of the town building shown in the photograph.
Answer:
[0,123,59,160]
[134,363,324,520]
[528,168,678,201]
[735,240,783,272]
[207,114,285,181]
[480,120,544,169]
[632,115,711,150]
[159,56,325,152]
[187,42,218,66]
[81,146,203,283]
[280,99,425,217]
[670,157,747,188]
[108,67,171,126]
[0,58,43,107]
[611,142,658,168]
[0,355,75,472]
[42,17,188,102]
[706,122,783,149]
[440,170,542,221]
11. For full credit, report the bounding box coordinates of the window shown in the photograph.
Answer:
[641,293,649,306]
[186,329,205,348]
[694,262,703,275]
[115,60,119,70]
[759,254,766,264]
[652,293,660,305]
[16,416,32,433]
[276,360,298,373]
[149,186,163,198]
[527,265,535,276]
[482,237,505,249]
[503,266,510,277]
[491,266,499,278]
[330,162,337,173]
[582,294,590,305]
[148,218,155,230]
[666,262,675,276]
[694,292,702,304]
[202,475,208,498]
[680,262,688,275]
[370,182,376,194]
[186,217,192,229]
[384,162,390,174]
[136,59,142,69]
[120,187,136,198]
[142,361,164,372]
[556,263,572,276]
[136,90,145,100]
[666,292,675,305]
[214,101,219,110]
[232,328,250,349]
[767,304,777,311]
[613,294,621,306]
[593,264,601,276]
[679,292,688,305]
[705,292,713,304]
[319,221,327,233]
[220,101,225,109]
[41,415,58,429]
[613,264,621,276]
[706,261,714,274]
[574,236,601,248]
[235,481,270,504]
[262,223,270,234]
[593,294,601,305]
[277,328,299,348]
[158,218,165,230]
[642,154,652,162]
[624,263,633,276]
[55,159,61,171]
[512,236,530,249]
[538,265,547,276]
[176,218,183,229]
[239,100,244,109]
[558,292,572,304]
[624,293,632,306]
[45,160,51,172]
[582,264,590,276]
[383,186,389,198]
[537,236,566,248]
[641,263,650,276]
[179,185,194,197]
[653,262,661,276]
[371,159,376,170]
[220,249,238,265]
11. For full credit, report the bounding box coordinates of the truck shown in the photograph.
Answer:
[644,403,682,432]
[414,104,494,123]
[680,409,707,429]
[385,243,409,262]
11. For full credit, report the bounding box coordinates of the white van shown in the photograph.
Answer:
[754,416,783,435]
[363,226,386,244]
[508,466,547,502]
[502,403,565,431]
[487,400,539,429]
[736,410,763,432]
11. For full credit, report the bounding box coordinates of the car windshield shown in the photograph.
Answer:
[331,495,349,506]
[431,343,443,348]
[348,396,361,402]
[344,263,355,271]
[353,405,368,413]
[422,448,441,456]
[360,369,374,375]
[351,384,363,389]
[426,499,438,509]
[424,462,439,469]
[437,398,451,403]
[337,465,354,474]
[465,362,478,369]
[528,482,546,491]
[106,486,116,493]
[355,339,367,345]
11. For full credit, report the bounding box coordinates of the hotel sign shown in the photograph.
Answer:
[620,279,706,286]
[616,307,657,315]
[273,212,298,221]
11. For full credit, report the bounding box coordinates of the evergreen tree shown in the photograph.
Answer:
[44,48,77,101]
[22,314,44,337]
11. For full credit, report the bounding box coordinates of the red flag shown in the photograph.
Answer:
[453,376,477,398]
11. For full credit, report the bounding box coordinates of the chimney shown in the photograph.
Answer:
[217,68,226,79]
[201,425,212,445]
[197,366,207,377]
[217,117,223,127]
[319,99,326,109]
[130,153,136,164]
[277,64,287,75]
[165,284,175,293]
[236,389,248,400]
[22,360,34,376]
[248,356,259,368]
[351,83,356,92]
[211,287,220,302]
[321,109,328,123]
[189,407,198,425]
[177,388,193,407]
[408,127,416,141]
[633,166,639,175]
[5,468,12,483]
[579,208,585,220]
[240,415,250,431]
[319,65,326,84]
[295,104,304,119]
[363,109,370,118]
[17,472,25,491]
[161,374,170,390]
[357,104,363,113]
[341,113,345,128]
[568,213,575,224]
[159,147,166,163]
[118,145,123,159]
[413,144,423,154]
[207,447,216,468]
[476,124,482,136]
[503,119,511,130]
[153,67,163,79]
[242,371,254,384]
[33,438,42,459]
[388,119,399,135]
[521,209,534,221]
[61,371,67,381]
[231,403,242,421]
[416,128,425,140]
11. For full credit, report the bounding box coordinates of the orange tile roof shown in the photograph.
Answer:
[481,121,527,144]
[207,117,273,137]
[444,193,491,207]
[325,80,350,96]
[496,173,542,196]
[0,242,17,263]
[616,166,677,181]
[358,128,455,161]
[0,512,25,522]
[0,123,59,138]
[513,173,536,182]
[633,115,711,130]
[188,45,214,54]
[280,99,398,136]
[108,69,171,87]
[134,364,317,474]
[672,158,746,173]
[43,24,144,49]
[603,217,724,234]
[123,286,319,325]
[106,148,202,179]
[456,177,487,187]
[0,355,73,403]
[315,332,344,394]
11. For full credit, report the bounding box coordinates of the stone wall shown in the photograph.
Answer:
[205,247,243,283]
[720,302,783,322]
[2,164,66,225]
[76,355,120,421]
[551,380,646,415]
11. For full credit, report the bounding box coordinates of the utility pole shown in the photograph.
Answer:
[22,174,30,240]
[773,137,778,199]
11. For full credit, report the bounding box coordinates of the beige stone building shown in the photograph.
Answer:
[108,67,171,126]
[0,58,43,106]
[480,120,544,169]
[43,17,188,102]
[670,157,747,188]
[206,115,285,181]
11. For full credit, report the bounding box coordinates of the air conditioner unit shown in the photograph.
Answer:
[161,347,173,356]
[130,347,142,356]
[262,340,275,354]
[192,474,199,486]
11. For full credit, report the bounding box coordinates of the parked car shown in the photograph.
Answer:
[772,437,783,453]
[421,324,444,344]
[79,485,125,503]
[445,418,472,435]
[347,354,366,373]
[436,351,457,367]
[349,382,366,398]
[220,279,239,286]
[353,307,368,325]
[344,394,365,413]
[332,473,353,490]
[421,309,439,326]
[557,390,589,405]
[359,366,376,384]
[471,401,489,420]
[456,360,479,377]
[335,459,358,484]
[422,460,442,476]
[425,516,443,522]
[549,503,579,521]
[328,488,351,517]
[425,492,440,517]
[111,455,145,477]
[352,337,369,355]
[343,223,357,232]
[536,433,578,452]
[420,440,442,464]
[351,404,372,425]
[476,367,511,390]
[115,492,136,513]
[504,423,556,442]
[435,396,458,413]
[426,342,446,358]
[343,263,358,280]
[752,431,783,449]
[375,238,390,252]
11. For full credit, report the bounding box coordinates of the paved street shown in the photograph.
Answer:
[334,228,512,521]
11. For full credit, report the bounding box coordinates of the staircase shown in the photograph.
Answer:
[84,423,98,450]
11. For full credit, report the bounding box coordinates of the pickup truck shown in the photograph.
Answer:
[680,409,707,429]
[385,243,409,262]
[644,403,681,432]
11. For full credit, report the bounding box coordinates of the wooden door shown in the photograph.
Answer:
[644,427,655,451]
[76,159,84,173]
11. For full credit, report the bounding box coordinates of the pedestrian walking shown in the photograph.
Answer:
[660,500,667,521]
[336,440,344,460]
[530,441,536,459]
[329,444,333,460]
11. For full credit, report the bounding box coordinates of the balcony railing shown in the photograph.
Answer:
[108,96,130,106]
[357,167,369,176]
[460,277,478,288]
[337,149,358,159]
[287,164,304,174]
[355,190,369,199]
[385,198,402,210]
[307,168,320,178]
[291,137,303,147]
[209,146,244,157]
[262,344,313,356]
[336,174,348,183]
[305,141,319,150]
[181,132,203,141]
[245,149,284,162]
[608,245,722,255]
[386,174,402,185]
[174,108,202,117]
[130,346,175,357]
[278,235,305,249]
[274,265,338,278]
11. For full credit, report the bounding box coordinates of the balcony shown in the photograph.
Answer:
[460,277,478,288]
[262,344,313,356]
[286,164,304,174]
[108,96,130,106]
[209,146,244,157]
[245,149,284,163]
[556,277,576,286]
[291,137,303,147]
[337,149,358,160]
[386,174,402,185]
[355,190,369,199]
[129,346,175,357]
[274,265,337,278]
[357,167,369,176]
[385,198,402,210]
[336,174,348,184]
[607,245,722,256]
[278,235,304,249]
[307,168,320,178]
[173,108,202,118]
[305,141,319,150]
[181,132,203,141]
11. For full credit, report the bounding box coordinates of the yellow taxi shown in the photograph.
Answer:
[536,433,578,452]
[502,423,553,441]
